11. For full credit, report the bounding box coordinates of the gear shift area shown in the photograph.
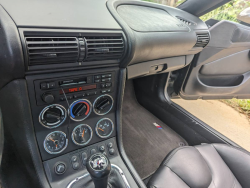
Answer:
[43,138,135,188]
[66,153,130,188]
[86,153,111,188]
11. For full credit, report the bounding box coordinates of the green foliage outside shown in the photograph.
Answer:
[142,0,250,23]
[221,99,250,121]
[142,0,185,7]
[200,0,250,22]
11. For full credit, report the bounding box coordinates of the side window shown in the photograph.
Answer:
[200,0,250,23]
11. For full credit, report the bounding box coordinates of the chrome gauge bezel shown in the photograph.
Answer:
[68,99,92,122]
[39,104,67,129]
[71,124,93,146]
[93,94,114,115]
[95,118,114,138]
[43,131,68,154]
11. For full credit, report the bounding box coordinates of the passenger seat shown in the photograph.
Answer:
[147,144,250,188]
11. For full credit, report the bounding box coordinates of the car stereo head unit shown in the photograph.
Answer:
[33,72,114,106]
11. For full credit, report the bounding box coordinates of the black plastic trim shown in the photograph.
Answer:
[116,68,146,188]
[0,80,50,188]
[0,5,25,90]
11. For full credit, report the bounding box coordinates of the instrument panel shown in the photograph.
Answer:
[26,68,118,161]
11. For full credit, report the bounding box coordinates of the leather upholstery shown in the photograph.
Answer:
[148,144,250,188]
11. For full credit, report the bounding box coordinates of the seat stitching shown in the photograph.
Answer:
[212,143,250,157]
[194,146,217,188]
[165,166,191,188]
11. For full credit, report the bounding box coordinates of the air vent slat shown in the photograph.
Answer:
[25,37,79,65]
[85,36,124,61]
[87,42,123,46]
[28,46,78,50]
[86,38,122,42]
[194,33,210,48]
[88,51,123,54]
[29,51,78,55]
[88,47,124,50]
[30,54,78,60]
[26,41,78,45]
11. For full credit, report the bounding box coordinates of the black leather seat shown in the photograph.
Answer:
[147,144,250,188]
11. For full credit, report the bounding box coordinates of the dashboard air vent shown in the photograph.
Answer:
[85,36,124,61]
[194,33,210,48]
[25,37,79,65]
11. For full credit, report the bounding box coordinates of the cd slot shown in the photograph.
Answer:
[58,76,92,86]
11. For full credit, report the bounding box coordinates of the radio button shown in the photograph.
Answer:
[101,83,106,88]
[101,74,112,78]
[41,83,47,90]
[101,90,107,94]
[105,83,112,88]
[87,91,97,96]
[101,78,111,82]
[60,97,65,101]
[48,82,56,89]
[67,95,73,100]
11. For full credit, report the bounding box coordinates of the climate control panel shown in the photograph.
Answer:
[26,68,118,161]
[39,104,67,129]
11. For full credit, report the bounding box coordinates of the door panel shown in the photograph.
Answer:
[180,20,250,100]
[200,50,250,75]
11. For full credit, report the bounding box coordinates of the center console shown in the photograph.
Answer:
[26,67,137,187]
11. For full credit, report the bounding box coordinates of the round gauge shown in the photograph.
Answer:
[93,94,114,115]
[69,99,92,121]
[72,124,93,146]
[44,131,68,154]
[96,118,114,138]
[39,104,67,129]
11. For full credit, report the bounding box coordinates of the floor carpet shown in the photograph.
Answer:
[122,81,188,179]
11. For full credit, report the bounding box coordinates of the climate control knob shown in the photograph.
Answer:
[93,94,113,115]
[69,99,92,121]
[39,104,67,129]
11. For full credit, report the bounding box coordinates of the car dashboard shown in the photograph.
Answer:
[0,0,210,187]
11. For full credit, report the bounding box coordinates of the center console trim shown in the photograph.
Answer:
[66,164,131,188]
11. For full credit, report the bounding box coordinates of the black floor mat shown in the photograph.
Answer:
[122,81,188,179]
